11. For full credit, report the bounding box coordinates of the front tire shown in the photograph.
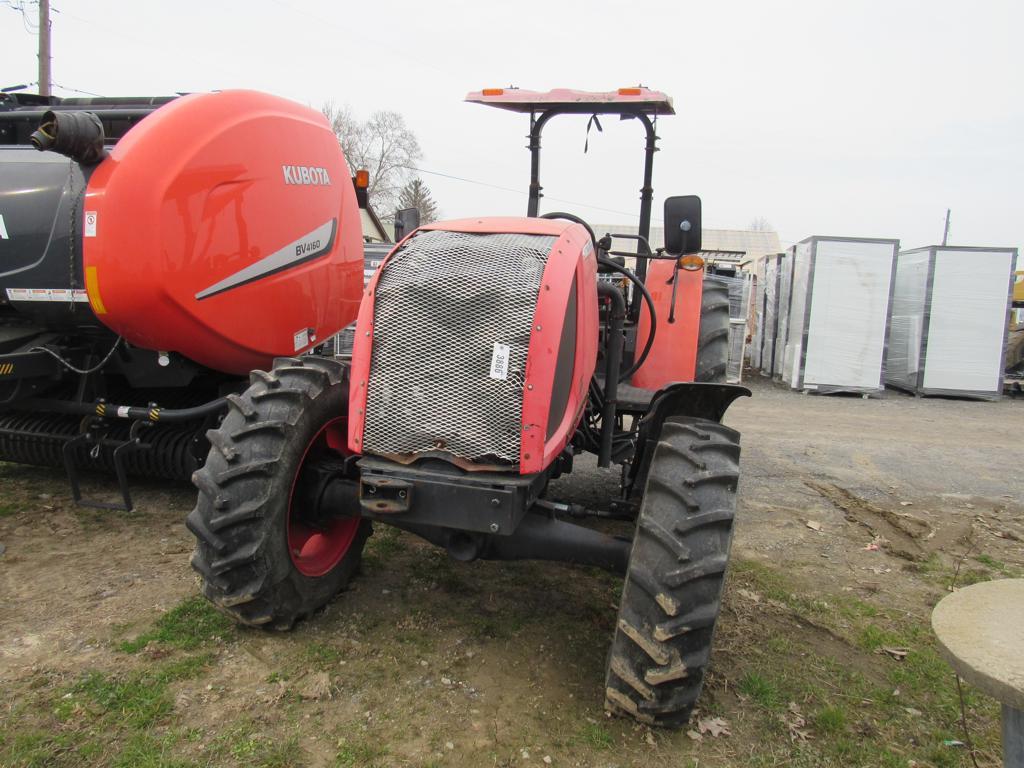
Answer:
[187,357,369,630]
[604,417,740,727]
[696,278,730,382]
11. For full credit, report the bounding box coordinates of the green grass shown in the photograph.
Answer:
[0,730,84,768]
[300,641,347,671]
[812,706,847,735]
[334,738,387,767]
[119,596,233,653]
[737,671,783,709]
[576,721,615,749]
[727,558,1002,767]
[361,525,407,571]
[64,654,213,729]
[0,501,18,517]
[110,733,197,768]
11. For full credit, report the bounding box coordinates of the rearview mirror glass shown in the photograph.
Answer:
[663,195,702,255]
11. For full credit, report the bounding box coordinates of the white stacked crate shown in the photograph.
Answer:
[779,237,899,394]
[772,246,795,380]
[885,246,1017,400]
[755,253,783,376]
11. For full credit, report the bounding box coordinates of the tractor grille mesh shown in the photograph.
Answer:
[362,230,554,463]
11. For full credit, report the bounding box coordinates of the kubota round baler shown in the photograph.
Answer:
[0,89,364,507]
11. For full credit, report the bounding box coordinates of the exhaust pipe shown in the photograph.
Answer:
[30,110,107,164]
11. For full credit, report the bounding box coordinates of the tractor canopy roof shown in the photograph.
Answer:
[465,87,674,116]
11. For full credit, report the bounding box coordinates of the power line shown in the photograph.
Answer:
[402,164,664,223]
[51,81,103,97]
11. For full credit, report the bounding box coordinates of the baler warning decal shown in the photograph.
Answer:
[195,219,337,300]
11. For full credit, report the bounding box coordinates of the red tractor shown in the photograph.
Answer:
[187,87,749,727]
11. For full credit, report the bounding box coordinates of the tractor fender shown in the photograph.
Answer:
[627,382,750,498]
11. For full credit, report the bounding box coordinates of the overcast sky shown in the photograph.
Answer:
[2,0,1021,249]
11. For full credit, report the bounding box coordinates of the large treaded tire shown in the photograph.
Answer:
[604,417,740,728]
[696,278,730,383]
[187,356,370,630]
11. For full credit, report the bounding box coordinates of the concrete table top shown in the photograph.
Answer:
[932,579,1024,710]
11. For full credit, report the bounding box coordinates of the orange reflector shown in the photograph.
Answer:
[85,265,107,314]
[354,169,369,189]
[482,88,505,96]
[679,254,705,271]
[618,87,642,96]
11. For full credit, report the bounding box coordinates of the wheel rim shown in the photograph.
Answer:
[287,417,360,577]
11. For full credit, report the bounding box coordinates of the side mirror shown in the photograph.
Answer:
[393,207,421,242]
[663,195,702,256]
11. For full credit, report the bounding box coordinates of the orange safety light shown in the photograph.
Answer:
[482,88,505,96]
[354,169,369,189]
[679,254,705,271]
[617,87,642,96]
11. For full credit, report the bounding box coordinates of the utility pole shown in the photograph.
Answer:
[38,0,51,97]
[941,208,951,246]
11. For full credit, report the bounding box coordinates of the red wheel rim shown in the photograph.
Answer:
[287,417,361,577]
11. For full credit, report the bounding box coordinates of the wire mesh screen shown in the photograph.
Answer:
[362,230,554,464]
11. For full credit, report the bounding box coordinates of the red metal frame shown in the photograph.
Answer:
[465,87,675,115]
[348,217,598,475]
[630,263,704,389]
[519,223,598,473]
[83,90,363,375]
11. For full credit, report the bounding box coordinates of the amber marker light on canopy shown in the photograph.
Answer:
[482,88,505,96]
[354,169,369,188]
[679,254,705,271]
[618,87,642,95]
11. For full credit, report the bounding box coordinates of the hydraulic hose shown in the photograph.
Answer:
[597,256,657,381]
[595,282,624,468]
[14,396,228,423]
[537,211,658,382]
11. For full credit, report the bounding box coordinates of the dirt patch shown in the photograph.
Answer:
[1,377,1021,766]
[805,480,933,560]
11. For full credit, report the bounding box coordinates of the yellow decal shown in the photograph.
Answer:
[0,363,14,375]
[85,266,108,315]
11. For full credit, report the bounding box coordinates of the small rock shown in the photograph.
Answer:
[521,749,530,759]
[899,501,913,507]
[382,589,390,595]
[904,707,923,717]
[298,671,332,700]
[806,520,822,531]
[444,741,454,751]
[543,757,552,765]
[441,677,452,685]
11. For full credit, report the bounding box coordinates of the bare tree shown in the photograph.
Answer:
[322,102,423,216]
[397,177,439,224]
[748,216,773,232]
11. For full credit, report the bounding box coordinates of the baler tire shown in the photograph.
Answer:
[604,417,740,728]
[696,278,730,383]
[187,356,369,631]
